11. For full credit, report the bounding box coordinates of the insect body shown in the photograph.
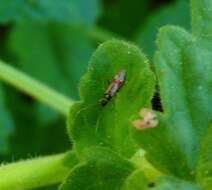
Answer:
[99,70,126,106]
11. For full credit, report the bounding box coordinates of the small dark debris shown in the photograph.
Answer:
[148,182,156,188]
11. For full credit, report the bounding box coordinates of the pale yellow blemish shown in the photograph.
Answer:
[132,108,158,130]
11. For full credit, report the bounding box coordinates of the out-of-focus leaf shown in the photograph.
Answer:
[0,0,101,25]
[68,40,155,158]
[9,22,94,123]
[4,87,70,159]
[99,0,151,38]
[36,185,58,190]
[59,147,135,190]
[0,84,14,154]
[48,24,95,99]
[9,22,93,98]
[135,0,190,58]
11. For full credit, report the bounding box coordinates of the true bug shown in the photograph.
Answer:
[99,70,126,106]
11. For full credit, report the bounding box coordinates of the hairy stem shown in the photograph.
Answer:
[0,153,75,190]
[0,60,74,115]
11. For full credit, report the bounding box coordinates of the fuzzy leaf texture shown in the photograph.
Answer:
[197,124,212,190]
[68,40,155,157]
[59,147,135,190]
[61,40,155,189]
[133,0,212,181]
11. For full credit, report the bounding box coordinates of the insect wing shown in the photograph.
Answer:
[110,83,120,96]
[116,70,126,83]
[99,69,126,106]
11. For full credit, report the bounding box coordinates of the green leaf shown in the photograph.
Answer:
[9,22,94,122]
[145,0,212,181]
[154,29,196,177]
[133,24,212,178]
[133,1,212,179]
[9,22,93,99]
[4,87,70,158]
[0,0,101,25]
[122,170,148,190]
[152,176,201,190]
[197,124,212,190]
[135,0,190,58]
[132,118,186,177]
[68,40,155,158]
[63,151,79,169]
[99,0,150,38]
[0,84,14,154]
[191,0,212,39]
[59,147,135,190]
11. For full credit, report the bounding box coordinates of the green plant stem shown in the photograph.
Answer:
[0,60,74,115]
[0,153,70,190]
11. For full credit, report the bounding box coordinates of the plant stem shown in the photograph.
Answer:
[0,60,74,115]
[0,153,73,190]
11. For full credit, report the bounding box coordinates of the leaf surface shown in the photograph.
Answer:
[68,40,155,158]
[134,24,212,179]
[197,124,212,190]
[59,147,134,190]
[9,22,94,122]
[122,170,148,190]
[133,0,212,179]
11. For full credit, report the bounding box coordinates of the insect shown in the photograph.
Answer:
[99,69,126,106]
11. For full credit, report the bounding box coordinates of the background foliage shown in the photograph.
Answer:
[0,0,190,189]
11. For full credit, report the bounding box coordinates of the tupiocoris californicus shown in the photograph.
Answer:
[99,70,126,106]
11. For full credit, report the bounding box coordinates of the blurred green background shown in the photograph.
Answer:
[0,0,190,189]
